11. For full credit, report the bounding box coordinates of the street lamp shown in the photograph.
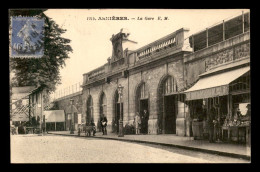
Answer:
[70,99,74,134]
[118,84,124,137]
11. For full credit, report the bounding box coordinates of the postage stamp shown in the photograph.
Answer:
[10,16,44,58]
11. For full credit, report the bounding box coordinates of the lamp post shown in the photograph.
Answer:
[70,99,74,134]
[118,84,124,137]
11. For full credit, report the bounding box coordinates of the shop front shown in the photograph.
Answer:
[184,65,250,144]
[44,110,66,131]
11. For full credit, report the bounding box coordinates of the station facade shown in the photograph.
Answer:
[54,12,250,141]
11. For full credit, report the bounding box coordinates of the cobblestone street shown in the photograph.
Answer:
[11,135,248,163]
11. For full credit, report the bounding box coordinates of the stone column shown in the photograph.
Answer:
[93,97,100,128]
[148,94,158,135]
[185,103,192,137]
[148,119,158,134]
[176,101,186,136]
[106,100,113,133]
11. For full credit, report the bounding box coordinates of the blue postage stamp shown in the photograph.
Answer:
[10,16,44,58]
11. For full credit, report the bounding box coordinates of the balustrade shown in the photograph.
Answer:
[53,82,82,100]
[136,37,176,60]
[88,67,105,80]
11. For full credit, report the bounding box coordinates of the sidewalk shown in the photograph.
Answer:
[48,131,251,160]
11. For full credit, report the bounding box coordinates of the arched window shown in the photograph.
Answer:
[163,76,177,95]
[135,82,149,117]
[140,83,148,99]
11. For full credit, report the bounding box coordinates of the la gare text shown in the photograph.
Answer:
[86,16,169,21]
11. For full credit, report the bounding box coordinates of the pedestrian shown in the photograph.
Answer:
[142,109,149,134]
[114,119,118,134]
[90,119,96,136]
[78,124,81,136]
[134,112,141,135]
[100,114,108,135]
[208,107,216,143]
[213,118,219,141]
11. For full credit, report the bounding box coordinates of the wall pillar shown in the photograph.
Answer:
[185,102,192,137]
[176,101,186,136]
[148,118,158,134]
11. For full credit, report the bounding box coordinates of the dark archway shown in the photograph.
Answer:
[135,82,149,134]
[86,96,93,125]
[98,92,107,131]
[113,90,123,133]
[158,75,178,134]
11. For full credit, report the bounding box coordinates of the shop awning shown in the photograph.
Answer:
[184,66,250,100]
[43,110,65,122]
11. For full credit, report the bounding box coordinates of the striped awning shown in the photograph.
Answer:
[184,66,250,100]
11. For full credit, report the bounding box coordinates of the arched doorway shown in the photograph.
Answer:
[98,92,107,131]
[136,82,149,134]
[86,96,93,125]
[158,75,178,134]
[113,90,123,133]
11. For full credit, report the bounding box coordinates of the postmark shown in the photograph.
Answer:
[10,16,44,58]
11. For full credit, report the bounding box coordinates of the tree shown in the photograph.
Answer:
[9,9,73,94]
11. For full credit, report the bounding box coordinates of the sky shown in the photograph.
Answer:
[44,9,249,96]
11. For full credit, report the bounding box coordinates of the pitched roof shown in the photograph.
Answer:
[11,86,37,100]
[12,86,36,94]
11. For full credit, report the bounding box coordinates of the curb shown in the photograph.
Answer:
[49,132,251,161]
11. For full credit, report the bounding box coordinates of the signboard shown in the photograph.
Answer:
[67,114,71,120]
[11,113,29,122]
[78,114,82,124]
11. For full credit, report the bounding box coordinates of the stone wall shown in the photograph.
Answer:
[54,55,186,135]
[133,64,166,134]
[126,56,185,135]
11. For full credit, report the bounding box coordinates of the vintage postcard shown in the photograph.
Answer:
[9,9,251,163]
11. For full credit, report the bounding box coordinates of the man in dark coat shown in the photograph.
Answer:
[142,110,149,134]
[208,107,216,143]
[100,115,108,135]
